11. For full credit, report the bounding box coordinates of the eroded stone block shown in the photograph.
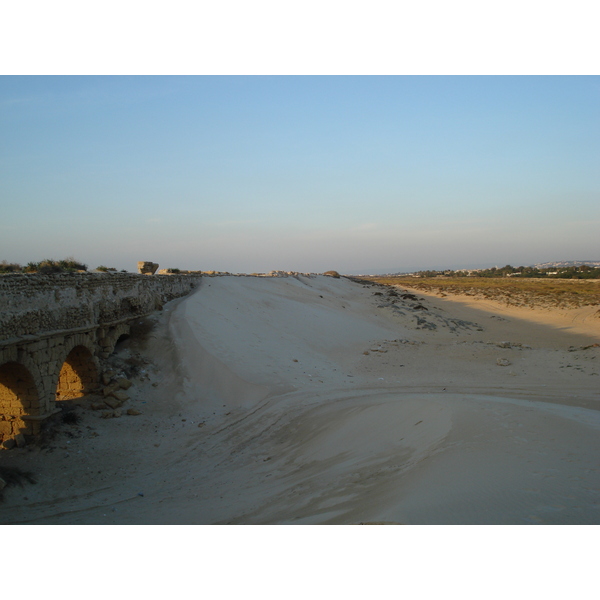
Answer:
[137,262,159,275]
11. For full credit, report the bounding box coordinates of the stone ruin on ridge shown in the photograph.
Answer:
[137,262,159,275]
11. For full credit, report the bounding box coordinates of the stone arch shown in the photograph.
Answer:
[2,342,53,417]
[55,345,99,401]
[113,331,131,352]
[98,323,132,356]
[0,361,40,445]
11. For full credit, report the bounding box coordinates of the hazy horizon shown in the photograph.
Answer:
[2,76,599,274]
[3,256,599,277]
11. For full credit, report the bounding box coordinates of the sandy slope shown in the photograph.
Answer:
[1,275,599,524]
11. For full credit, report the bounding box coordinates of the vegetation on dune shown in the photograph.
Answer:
[28,258,88,273]
[360,276,600,309]
[1,257,88,274]
[0,261,22,273]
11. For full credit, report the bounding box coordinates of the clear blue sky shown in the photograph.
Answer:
[1,76,598,273]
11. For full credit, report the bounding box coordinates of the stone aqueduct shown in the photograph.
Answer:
[0,272,201,447]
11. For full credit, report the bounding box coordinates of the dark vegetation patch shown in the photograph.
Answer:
[0,257,88,274]
[30,401,85,449]
[62,410,81,425]
[0,466,37,502]
[0,260,22,273]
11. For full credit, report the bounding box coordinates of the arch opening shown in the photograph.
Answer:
[56,346,98,401]
[0,362,40,445]
[113,333,131,354]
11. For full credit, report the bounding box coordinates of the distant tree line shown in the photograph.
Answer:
[411,265,600,279]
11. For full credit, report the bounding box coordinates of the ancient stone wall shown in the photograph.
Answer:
[0,272,202,343]
[0,272,202,447]
[0,330,102,444]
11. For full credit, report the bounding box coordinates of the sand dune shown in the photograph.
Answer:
[1,274,599,524]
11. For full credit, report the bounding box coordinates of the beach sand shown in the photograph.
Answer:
[1,274,599,524]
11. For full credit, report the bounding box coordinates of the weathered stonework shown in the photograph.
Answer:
[137,262,159,275]
[0,272,201,446]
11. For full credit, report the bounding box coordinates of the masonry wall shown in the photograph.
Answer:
[0,331,100,445]
[0,272,203,446]
[0,272,202,343]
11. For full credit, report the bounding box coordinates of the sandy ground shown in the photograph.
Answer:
[1,274,599,524]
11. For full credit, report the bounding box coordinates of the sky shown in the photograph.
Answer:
[1,75,598,273]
